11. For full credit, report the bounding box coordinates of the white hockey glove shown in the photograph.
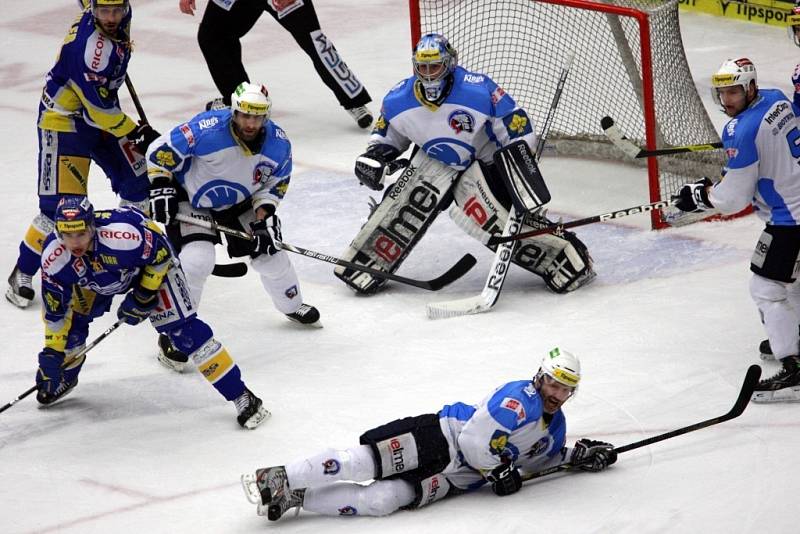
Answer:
[672,177,714,213]
[354,144,404,191]
[249,215,282,256]
[570,438,617,472]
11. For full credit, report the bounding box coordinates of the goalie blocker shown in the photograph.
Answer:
[336,145,594,294]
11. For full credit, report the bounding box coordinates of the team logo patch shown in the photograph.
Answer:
[338,506,357,516]
[491,86,506,104]
[725,147,739,159]
[253,162,273,185]
[179,124,195,147]
[501,397,526,422]
[489,430,510,456]
[285,285,298,299]
[448,110,475,134]
[150,144,180,170]
[373,114,388,136]
[526,436,551,458]
[323,459,341,475]
[503,111,533,138]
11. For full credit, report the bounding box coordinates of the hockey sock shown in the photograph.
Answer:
[301,479,415,517]
[286,446,377,488]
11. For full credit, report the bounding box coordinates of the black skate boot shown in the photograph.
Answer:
[751,355,800,403]
[6,266,35,308]
[758,325,800,361]
[346,105,373,129]
[285,304,322,328]
[36,378,79,406]
[157,333,189,373]
[241,465,303,520]
[267,488,305,521]
[234,388,271,429]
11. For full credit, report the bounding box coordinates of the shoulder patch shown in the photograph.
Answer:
[179,123,195,147]
[503,111,533,139]
[84,30,112,72]
[149,144,182,170]
[42,242,71,274]
[97,222,142,251]
[500,397,526,422]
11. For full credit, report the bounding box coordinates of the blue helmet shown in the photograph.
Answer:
[412,33,458,101]
[55,196,95,236]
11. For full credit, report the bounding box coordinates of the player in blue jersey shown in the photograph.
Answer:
[145,82,320,369]
[336,33,594,295]
[240,348,615,520]
[6,0,159,309]
[673,58,800,403]
[35,196,270,429]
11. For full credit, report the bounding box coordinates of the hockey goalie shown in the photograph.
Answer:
[334,33,595,295]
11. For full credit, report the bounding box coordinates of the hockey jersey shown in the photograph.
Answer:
[145,110,292,212]
[712,88,800,225]
[369,66,538,170]
[438,380,567,490]
[40,208,174,351]
[38,4,137,137]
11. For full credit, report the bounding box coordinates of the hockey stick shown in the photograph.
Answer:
[0,318,125,414]
[124,76,247,279]
[601,116,722,158]
[520,364,761,483]
[425,52,575,319]
[487,199,675,246]
[175,214,476,291]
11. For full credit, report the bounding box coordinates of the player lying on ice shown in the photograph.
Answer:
[241,348,616,520]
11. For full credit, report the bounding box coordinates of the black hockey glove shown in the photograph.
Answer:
[354,144,403,191]
[36,347,66,398]
[149,177,178,224]
[117,287,159,325]
[486,463,522,496]
[131,122,161,154]
[570,438,618,472]
[672,177,714,213]
[249,215,282,256]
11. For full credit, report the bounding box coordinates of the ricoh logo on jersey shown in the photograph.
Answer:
[86,31,111,72]
[43,244,68,270]
[374,179,440,262]
[99,229,140,241]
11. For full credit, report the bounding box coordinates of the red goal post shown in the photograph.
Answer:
[408,0,728,229]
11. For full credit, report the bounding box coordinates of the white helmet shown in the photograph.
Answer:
[535,347,581,391]
[789,2,800,47]
[231,82,272,119]
[710,58,757,107]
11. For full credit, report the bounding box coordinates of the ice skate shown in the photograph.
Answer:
[36,378,78,406]
[758,326,799,361]
[234,388,271,428]
[285,303,322,328]
[157,333,189,373]
[6,266,34,308]
[751,355,800,403]
[346,105,373,129]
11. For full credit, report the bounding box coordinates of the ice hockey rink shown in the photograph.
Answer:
[1,1,798,533]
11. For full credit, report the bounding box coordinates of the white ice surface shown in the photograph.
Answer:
[0,2,798,533]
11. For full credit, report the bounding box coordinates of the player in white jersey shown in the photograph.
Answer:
[145,82,320,370]
[335,33,594,295]
[673,58,800,403]
[789,2,800,110]
[240,348,617,521]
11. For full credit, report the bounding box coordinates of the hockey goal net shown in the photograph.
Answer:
[409,0,726,229]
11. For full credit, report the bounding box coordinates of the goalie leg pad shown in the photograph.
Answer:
[335,151,459,294]
[452,166,595,293]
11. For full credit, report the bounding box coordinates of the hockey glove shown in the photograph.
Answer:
[485,463,522,496]
[672,177,714,213]
[36,348,66,397]
[117,287,159,325]
[354,144,403,191]
[149,177,178,224]
[570,438,618,472]
[249,215,282,256]
[131,122,161,154]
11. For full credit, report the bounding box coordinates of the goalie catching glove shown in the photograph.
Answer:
[485,462,523,496]
[672,177,714,213]
[354,144,403,190]
[570,438,617,472]
[249,215,282,256]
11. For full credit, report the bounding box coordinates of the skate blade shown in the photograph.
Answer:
[751,386,800,403]
[242,406,272,429]
[156,350,188,373]
[241,473,263,504]
[286,317,324,329]
[5,288,33,308]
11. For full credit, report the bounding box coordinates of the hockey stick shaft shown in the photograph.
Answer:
[125,75,149,125]
[0,319,125,414]
[175,214,476,291]
[520,364,761,482]
[488,199,675,246]
[601,116,722,158]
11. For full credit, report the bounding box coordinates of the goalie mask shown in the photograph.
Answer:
[534,347,580,412]
[710,58,757,112]
[412,33,458,102]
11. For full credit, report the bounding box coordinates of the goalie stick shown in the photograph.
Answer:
[0,319,125,414]
[425,52,574,319]
[601,116,722,158]
[487,199,675,246]
[175,214,476,291]
[520,364,761,483]
[124,76,247,279]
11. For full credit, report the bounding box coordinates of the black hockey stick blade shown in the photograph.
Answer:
[521,365,761,482]
[601,116,722,158]
[212,262,248,278]
[421,253,478,290]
